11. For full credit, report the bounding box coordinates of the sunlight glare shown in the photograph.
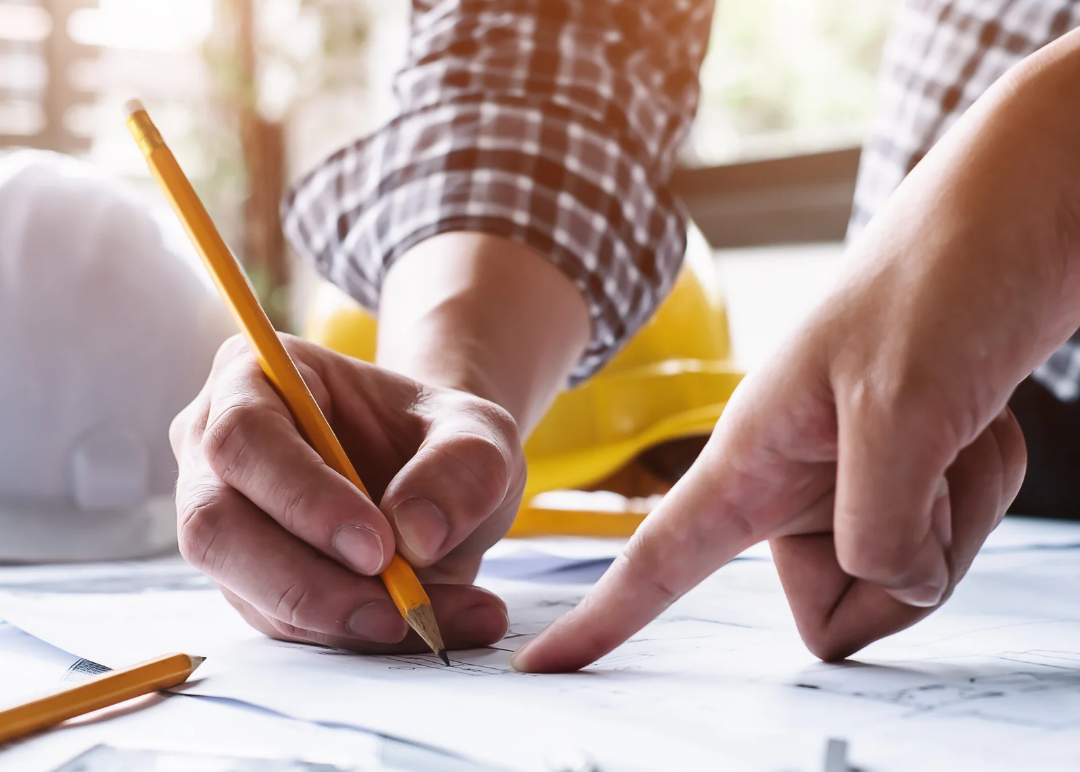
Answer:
[68,0,214,52]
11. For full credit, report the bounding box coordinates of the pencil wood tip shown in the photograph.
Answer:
[438,649,451,667]
[123,99,147,119]
[189,655,207,672]
[403,604,446,661]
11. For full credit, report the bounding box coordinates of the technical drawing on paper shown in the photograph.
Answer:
[797,650,1080,729]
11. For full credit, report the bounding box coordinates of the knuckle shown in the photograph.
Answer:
[263,615,308,642]
[446,432,512,504]
[835,540,914,585]
[790,606,863,663]
[213,334,249,368]
[800,627,856,663]
[202,402,262,483]
[169,395,209,457]
[270,582,314,629]
[168,410,188,455]
[619,539,681,607]
[990,409,1028,505]
[278,485,311,533]
[177,493,227,575]
[476,400,521,448]
[506,453,528,502]
[707,504,756,545]
[845,367,965,459]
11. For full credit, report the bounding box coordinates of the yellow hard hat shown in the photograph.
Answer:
[303,228,743,502]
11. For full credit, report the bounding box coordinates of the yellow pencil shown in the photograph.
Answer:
[124,100,447,664]
[0,653,203,745]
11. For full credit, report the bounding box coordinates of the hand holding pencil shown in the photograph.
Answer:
[129,103,520,656]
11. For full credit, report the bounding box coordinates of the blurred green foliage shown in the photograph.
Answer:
[691,0,896,162]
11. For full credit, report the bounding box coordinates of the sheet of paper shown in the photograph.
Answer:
[980,515,1080,552]
[5,516,1080,772]
[0,692,390,772]
[0,621,492,772]
[0,621,90,705]
[0,562,819,771]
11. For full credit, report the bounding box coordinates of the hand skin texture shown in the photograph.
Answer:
[510,27,1080,672]
[170,233,589,653]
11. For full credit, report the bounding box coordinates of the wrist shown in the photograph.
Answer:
[376,231,590,433]
[981,29,1080,355]
[859,28,1080,381]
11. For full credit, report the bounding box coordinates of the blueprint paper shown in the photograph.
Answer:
[0,691,387,772]
[980,515,1080,552]
[0,624,493,772]
[0,565,820,771]
[4,518,1080,771]
[0,621,88,705]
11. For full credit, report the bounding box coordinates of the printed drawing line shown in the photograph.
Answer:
[373,653,515,676]
[910,620,1051,647]
[798,650,1080,730]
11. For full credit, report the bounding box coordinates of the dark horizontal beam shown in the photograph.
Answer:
[670,147,861,249]
[0,133,92,151]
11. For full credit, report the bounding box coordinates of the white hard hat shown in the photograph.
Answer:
[0,151,233,562]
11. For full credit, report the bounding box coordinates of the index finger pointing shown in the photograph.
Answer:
[510,444,764,673]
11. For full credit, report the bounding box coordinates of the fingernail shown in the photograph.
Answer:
[393,499,448,561]
[888,581,946,608]
[347,601,408,642]
[507,639,537,678]
[452,603,508,645]
[333,525,384,575]
[931,478,952,549]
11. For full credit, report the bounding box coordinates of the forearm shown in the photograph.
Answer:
[376,232,590,433]
[849,26,1080,394]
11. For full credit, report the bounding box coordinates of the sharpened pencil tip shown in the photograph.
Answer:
[403,604,447,663]
[189,655,207,672]
[438,650,450,667]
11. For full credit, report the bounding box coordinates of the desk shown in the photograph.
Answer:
[3,517,1080,772]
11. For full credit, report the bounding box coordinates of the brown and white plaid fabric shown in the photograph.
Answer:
[285,0,1080,392]
[851,0,1080,400]
[282,0,715,383]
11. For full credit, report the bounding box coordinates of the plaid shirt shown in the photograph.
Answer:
[285,0,1080,394]
[851,0,1080,401]
[283,0,715,383]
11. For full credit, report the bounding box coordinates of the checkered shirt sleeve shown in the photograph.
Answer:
[282,0,715,383]
[849,0,1080,401]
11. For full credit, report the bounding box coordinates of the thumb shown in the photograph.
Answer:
[380,396,525,568]
[833,394,954,608]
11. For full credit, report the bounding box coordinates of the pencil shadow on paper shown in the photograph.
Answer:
[795,650,1080,729]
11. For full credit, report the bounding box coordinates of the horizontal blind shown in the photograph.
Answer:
[0,0,99,153]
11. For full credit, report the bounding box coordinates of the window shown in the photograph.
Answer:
[686,0,896,166]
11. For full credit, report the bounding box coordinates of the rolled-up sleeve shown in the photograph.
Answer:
[282,0,715,382]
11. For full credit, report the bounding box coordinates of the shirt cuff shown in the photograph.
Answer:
[282,98,688,384]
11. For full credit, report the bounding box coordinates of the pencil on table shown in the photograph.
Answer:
[123,100,448,665]
[0,653,203,745]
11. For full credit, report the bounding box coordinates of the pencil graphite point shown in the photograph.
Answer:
[438,650,451,667]
[403,604,446,661]
[189,655,207,672]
